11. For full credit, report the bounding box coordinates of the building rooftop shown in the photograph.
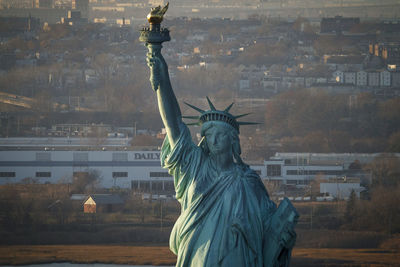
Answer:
[86,194,124,205]
[0,137,133,151]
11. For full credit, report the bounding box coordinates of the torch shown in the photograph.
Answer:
[139,2,170,91]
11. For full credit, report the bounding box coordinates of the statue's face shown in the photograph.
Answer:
[204,124,232,156]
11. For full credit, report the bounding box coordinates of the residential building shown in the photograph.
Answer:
[320,16,360,34]
[262,76,281,93]
[239,78,250,90]
[368,72,380,87]
[315,77,327,84]
[344,72,356,85]
[392,71,400,87]
[305,77,316,87]
[380,70,391,87]
[0,16,40,35]
[369,42,400,64]
[0,8,68,24]
[35,0,53,8]
[72,0,89,18]
[84,194,124,213]
[281,76,305,88]
[61,10,88,26]
[356,71,368,86]
[333,70,344,83]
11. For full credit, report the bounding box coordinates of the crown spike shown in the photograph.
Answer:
[182,115,200,120]
[185,122,201,126]
[182,97,259,132]
[206,96,216,111]
[235,113,251,119]
[237,122,261,126]
[184,102,204,113]
[224,102,234,112]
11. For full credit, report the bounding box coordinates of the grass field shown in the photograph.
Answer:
[1,186,399,266]
[0,245,176,266]
[1,245,399,266]
[292,248,400,266]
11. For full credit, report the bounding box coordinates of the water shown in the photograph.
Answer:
[3,264,173,267]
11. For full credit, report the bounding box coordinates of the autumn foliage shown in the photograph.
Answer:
[265,90,400,153]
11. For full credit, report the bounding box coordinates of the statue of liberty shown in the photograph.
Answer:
[140,3,298,266]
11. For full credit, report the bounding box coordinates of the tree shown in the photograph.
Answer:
[175,64,237,98]
[364,186,400,233]
[292,17,316,36]
[92,53,113,110]
[265,91,294,137]
[327,130,351,153]
[265,90,394,153]
[351,138,386,153]
[265,89,347,138]
[387,131,400,152]
[365,154,400,189]
[300,131,329,152]
[309,174,327,198]
[235,42,290,65]
[71,170,101,194]
[130,134,162,147]
[350,93,381,138]
[33,91,52,114]
[349,160,362,170]
[345,189,357,224]
[378,98,400,138]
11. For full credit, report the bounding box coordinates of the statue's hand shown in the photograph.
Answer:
[146,50,168,91]
[282,226,297,249]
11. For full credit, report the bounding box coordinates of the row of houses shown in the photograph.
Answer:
[261,75,329,92]
[239,68,400,92]
[333,69,399,87]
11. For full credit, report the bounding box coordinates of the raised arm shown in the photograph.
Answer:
[146,44,182,148]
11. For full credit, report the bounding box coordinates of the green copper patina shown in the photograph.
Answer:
[140,4,298,266]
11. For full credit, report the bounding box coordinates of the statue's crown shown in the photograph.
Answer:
[183,97,259,133]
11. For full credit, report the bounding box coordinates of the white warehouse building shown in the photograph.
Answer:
[0,150,173,190]
[0,137,173,191]
[320,181,365,199]
[263,159,344,186]
[0,151,346,190]
[0,140,345,190]
[1,139,387,195]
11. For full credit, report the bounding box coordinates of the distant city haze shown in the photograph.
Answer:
[1,0,400,24]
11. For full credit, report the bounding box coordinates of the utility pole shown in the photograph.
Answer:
[134,121,137,136]
[160,199,163,232]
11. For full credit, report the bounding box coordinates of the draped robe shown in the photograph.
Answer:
[161,124,277,267]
